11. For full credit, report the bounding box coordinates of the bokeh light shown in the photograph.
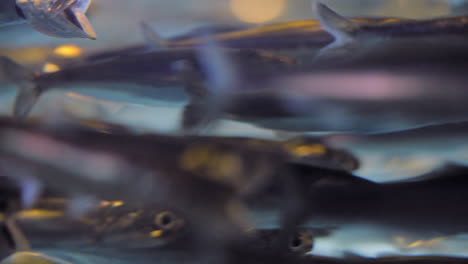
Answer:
[230,0,286,24]
[53,44,83,58]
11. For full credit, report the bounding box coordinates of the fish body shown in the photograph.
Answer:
[170,18,405,51]
[186,37,468,133]
[314,3,468,60]
[0,47,294,120]
[84,17,406,64]
[285,163,468,236]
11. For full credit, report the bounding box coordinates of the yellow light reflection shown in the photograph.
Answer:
[17,209,64,220]
[150,230,163,238]
[100,200,125,207]
[42,63,61,73]
[53,44,83,58]
[285,143,326,157]
[230,0,286,24]
[393,236,448,249]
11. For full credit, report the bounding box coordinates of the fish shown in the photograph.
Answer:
[1,0,96,39]
[0,118,292,246]
[82,16,406,63]
[0,191,320,264]
[0,47,295,120]
[279,163,468,238]
[182,33,468,133]
[314,2,468,60]
[323,121,468,181]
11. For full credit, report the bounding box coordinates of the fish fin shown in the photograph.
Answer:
[4,218,30,252]
[179,37,238,133]
[314,2,359,43]
[0,57,40,121]
[1,252,73,264]
[313,2,360,61]
[13,82,41,121]
[140,22,169,49]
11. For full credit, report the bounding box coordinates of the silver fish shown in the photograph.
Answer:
[1,0,96,39]
[0,47,294,120]
[183,34,468,133]
[314,2,468,60]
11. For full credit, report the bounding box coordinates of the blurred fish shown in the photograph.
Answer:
[0,47,294,120]
[0,191,320,263]
[0,0,96,39]
[183,36,468,133]
[281,163,468,238]
[85,16,406,63]
[82,23,250,62]
[314,2,468,60]
[0,118,294,246]
[324,121,468,180]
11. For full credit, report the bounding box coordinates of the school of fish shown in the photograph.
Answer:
[0,0,468,263]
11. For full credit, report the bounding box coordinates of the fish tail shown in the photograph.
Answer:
[312,2,361,61]
[0,57,40,120]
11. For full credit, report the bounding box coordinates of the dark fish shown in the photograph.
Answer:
[183,35,468,133]
[83,16,405,63]
[314,2,468,60]
[83,24,250,62]
[0,47,294,120]
[0,193,320,264]
[0,0,96,39]
[0,118,294,245]
[282,163,468,237]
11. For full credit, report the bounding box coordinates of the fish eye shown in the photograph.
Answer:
[155,211,177,229]
[289,230,314,254]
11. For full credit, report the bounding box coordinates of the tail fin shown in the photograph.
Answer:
[0,57,40,121]
[312,2,360,61]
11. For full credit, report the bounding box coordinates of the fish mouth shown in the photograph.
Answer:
[16,0,97,40]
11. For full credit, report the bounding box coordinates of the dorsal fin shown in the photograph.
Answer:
[140,22,169,49]
[314,2,359,42]
[313,2,361,61]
